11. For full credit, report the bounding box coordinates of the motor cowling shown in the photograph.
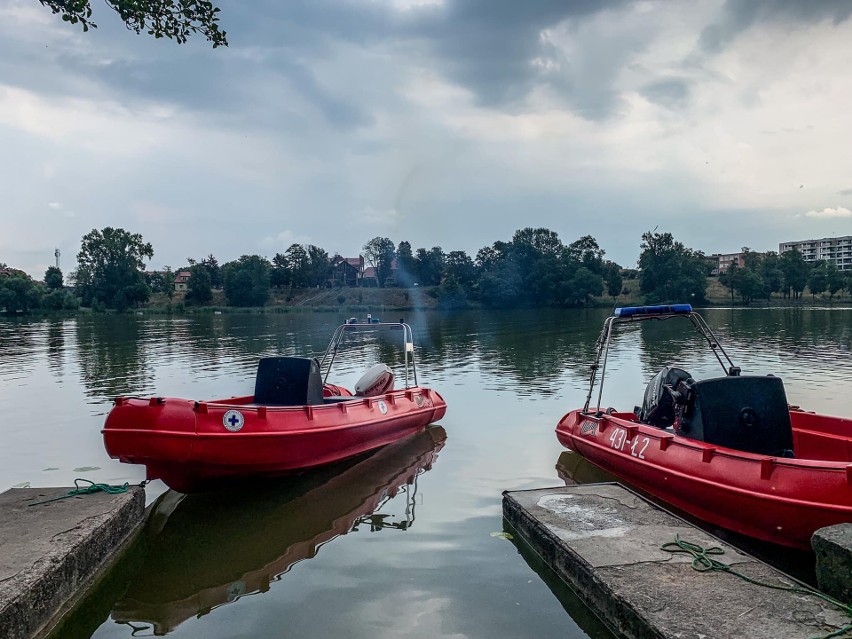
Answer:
[639,366,693,428]
[355,364,394,397]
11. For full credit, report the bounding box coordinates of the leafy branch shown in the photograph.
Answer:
[37,0,228,47]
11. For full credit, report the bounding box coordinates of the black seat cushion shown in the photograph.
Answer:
[254,357,324,406]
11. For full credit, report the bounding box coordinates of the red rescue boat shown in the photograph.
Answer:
[556,304,852,550]
[104,321,446,492]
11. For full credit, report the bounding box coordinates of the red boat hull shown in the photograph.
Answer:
[556,408,852,550]
[103,387,446,492]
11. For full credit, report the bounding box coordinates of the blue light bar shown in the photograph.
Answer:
[614,304,693,317]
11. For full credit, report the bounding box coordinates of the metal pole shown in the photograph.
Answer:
[593,317,615,415]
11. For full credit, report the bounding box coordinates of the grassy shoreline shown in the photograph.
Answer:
[127,278,852,315]
[8,278,852,317]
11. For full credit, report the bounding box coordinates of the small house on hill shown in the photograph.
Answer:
[361,266,379,287]
[330,255,364,287]
[174,271,191,292]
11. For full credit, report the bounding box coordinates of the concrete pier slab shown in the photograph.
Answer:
[503,484,851,639]
[0,486,145,639]
[813,523,852,604]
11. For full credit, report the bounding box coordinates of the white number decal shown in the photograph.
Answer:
[611,430,650,459]
[609,429,627,451]
[630,437,650,460]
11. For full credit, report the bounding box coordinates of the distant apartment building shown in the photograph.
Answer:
[710,252,748,274]
[779,236,852,271]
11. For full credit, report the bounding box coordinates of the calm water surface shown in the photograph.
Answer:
[1,308,851,638]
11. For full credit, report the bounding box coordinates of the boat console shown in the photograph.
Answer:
[254,357,325,406]
[673,375,794,457]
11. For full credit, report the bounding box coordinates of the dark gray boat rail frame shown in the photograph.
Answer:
[583,304,738,416]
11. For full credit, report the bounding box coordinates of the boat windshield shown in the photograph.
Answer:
[319,321,418,389]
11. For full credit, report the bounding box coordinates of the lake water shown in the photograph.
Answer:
[2,307,851,638]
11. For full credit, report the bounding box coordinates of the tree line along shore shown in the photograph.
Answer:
[2,226,851,316]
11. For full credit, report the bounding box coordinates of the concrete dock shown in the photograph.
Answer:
[0,486,145,639]
[814,523,852,604]
[503,483,852,639]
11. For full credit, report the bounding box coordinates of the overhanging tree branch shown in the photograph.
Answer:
[37,0,228,47]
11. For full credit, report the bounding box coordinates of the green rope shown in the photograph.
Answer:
[27,478,131,507]
[661,535,852,639]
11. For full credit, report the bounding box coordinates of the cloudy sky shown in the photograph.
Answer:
[2,0,852,278]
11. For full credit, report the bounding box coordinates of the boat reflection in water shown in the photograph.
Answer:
[111,426,447,635]
[555,450,617,487]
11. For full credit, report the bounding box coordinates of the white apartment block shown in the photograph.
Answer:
[779,236,852,271]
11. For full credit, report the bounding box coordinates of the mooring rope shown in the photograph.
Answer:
[661,535,852,639]
[26,478,142,507]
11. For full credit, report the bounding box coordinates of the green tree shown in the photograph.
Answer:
[395,241,417,287]
[74,227,153,310]
[567,235,605,274]
[603,261,623,300]
[741,247,762,271]
[568,266,604,305]
[42,288,79,311]
[200,254,222,289]
[285,244,310,288]
[0,275,43,313]
[731,267,764,305]
[510,228,563,291]
[363,237,396,287]
[270,253,290,289]
[719,265,737,304]
[808,262,828,300]
[42,289,66,311]
[415,246,444,286]
[436,275,468,310]
[306,245,331,287]
[38,0,227,46]
[759,252,783,300]
[186,264,213,304]
[779,249,809,299]
[529,254,572,306]
[638,231,707,303]
[443,250,476,289]
[479,260,523,307]
[475,243,509,274]
[44,266,63,290]
[146,267,174,298]
[826,263,845,300]
[509,228,567,305]
[222,255,271,307]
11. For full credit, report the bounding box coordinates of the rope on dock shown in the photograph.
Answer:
[26,478,139,507]
[661,535,852,639]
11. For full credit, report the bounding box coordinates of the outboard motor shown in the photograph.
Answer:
[639,366,693,428]
[355,364,395,397]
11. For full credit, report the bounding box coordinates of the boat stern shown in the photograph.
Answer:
[428,389,447,422]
